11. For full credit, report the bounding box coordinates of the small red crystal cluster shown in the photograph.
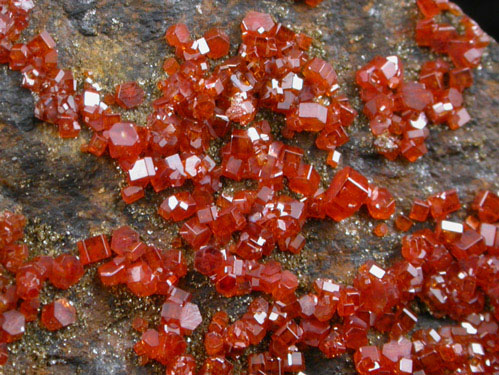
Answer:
[0,187,497,373]
[96,10,357,224]
[392,188,462,233]
[193,189,498,375]
[356,0,490,162]
[0,211,81,364]
[0,1,34,62]
[0,213,202,368]
[3,1,358,205]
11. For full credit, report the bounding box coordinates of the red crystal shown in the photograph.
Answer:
[409,198,430,222]
[163,57,180,75]
[205,331,225,356]
[325,166,369,221]
[343,314,369,349]
[40,298,76,331]
[0,212,25,248]
[166,355,197,375]
[19,297,39,322]
[132,316,148,332]
[115,82,144,109]
[241,11,275,36]
[2,243,28,273]
[121,185,144,204]
[180,217,211,249]
[472,190,499,223]
[428,189,461,219]
[15,263,42,300]
[373,223,389,237]
[204,28,230,59]
[165,23,191,48]
[49,254,84,289]
[450,229,486,259]
[201,356,233,375]
[134,329,186,366]
[77,234,112,265]
[354,346,382,375]
[319,326,347,358]
[326,150,341,168]
[366,186,396,220]
[107,122,142,160]
[0,310,25,343]
[158,192,197,222]
[288,163,320,197]
[126,261,157,297]
[395,215,413,232]
[302,57,338,95]
[355,262,400,314]
[179,302,202,335]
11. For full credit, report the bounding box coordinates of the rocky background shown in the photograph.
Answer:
[0,0,497,374]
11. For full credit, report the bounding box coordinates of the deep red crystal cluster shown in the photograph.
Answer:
[0,0,497,374]
[0,211,81,365]
[356,0,490,162]
[198,189,498,375]
[3,1,358,206]
[0,187,497,373]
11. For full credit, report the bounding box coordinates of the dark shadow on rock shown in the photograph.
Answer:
[0,67,34,131]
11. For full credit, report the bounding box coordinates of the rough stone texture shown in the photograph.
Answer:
[0,0,497,374]
[0,68,35,131]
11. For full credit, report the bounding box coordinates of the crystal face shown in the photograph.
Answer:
[40,299,76,331]
[115,82,144,109]
[77,234,112,265]
[49,254,84,290]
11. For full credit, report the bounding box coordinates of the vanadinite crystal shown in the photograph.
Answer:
[114,81,144,109]
[203,28,230,59]
[325,166,369,221]
[49,254,84,289]
[40,298,76,331]
[166,354,197,375]
[77,234,112,265]
[0,310,25,343]
[132,317,149,332]
[121,185,145,204]
[366,186,396,220]
[107,122,142,160]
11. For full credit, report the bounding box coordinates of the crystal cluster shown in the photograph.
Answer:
[3,5,356,207]
[416,0,490,69]
[0,211,82,365]
[356,0,490,162]
[178,162,391,280]
[134,288,202,367]
[2,0,82,138]
[0,0,497,374]
[85,226,205,366]
[202,189,498,374]
[63,8,371,260]
[0,211,202,367]
[0,1,34,64]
